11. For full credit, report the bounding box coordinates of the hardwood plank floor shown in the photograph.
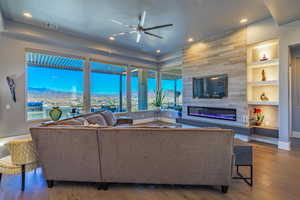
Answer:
[1,140,300,200]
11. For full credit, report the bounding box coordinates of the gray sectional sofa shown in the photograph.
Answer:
[30,111,234,193]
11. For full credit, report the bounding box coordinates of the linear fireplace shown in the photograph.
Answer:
[187,106,237,121]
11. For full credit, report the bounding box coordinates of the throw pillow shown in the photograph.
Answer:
[86,114,108,126]
[101,110,117,126]
[75,117,86,123]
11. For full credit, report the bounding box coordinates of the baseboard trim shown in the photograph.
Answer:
[278,141,291,151]
[235,134,280,146]
[292,131,300,138]
[250,134,278,145]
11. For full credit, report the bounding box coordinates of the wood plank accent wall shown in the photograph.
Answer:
[182,29,248,127]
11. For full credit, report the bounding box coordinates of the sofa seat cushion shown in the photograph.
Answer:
[101,110,117,126]
[58,119,84,125]
[86,114,108,126]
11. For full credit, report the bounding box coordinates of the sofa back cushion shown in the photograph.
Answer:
[101,110,117,126]
[57,119,84,125]
[86,114,108,126]
[30,127,102,182]
[99,128,234,186]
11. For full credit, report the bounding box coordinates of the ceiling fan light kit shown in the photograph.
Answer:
[111,11,173,43]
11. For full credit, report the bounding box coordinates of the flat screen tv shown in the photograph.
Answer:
[193,74,228,99]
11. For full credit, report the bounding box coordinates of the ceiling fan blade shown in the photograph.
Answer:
[111,19,123,25]
[136,32,141,43]
[143,24,173,31]
[111,19,136,29]
[144,32,163,39]
[140,11,146,26]
[113,31,137,37]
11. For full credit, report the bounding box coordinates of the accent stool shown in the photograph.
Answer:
[0,139,39,191]
[233,145,253,186]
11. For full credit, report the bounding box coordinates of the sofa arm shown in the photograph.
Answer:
[116,117,133,125]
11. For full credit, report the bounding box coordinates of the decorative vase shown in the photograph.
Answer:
[261,69,266,81]
[155,106,161,112]
[260,54,268,61]
[49,107,62,121]
[154,106,161,121]
[260,92,269,101]
[255,121,262,126]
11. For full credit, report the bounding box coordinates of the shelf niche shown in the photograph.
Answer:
[247,40,279,130]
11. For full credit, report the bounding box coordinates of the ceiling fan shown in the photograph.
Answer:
[111,11,173,43]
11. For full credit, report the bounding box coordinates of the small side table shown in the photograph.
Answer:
[116,116,133,125]
[232,145,253,186]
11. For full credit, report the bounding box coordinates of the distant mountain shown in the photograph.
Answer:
[28,87,82,96]
[28,87,53,92]
[28,87,118,97]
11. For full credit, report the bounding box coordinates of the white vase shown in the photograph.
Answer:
[155,106,161,112]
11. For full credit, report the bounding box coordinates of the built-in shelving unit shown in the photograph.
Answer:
[247,80,278,86]
[248,101,279,106]
[247,39,279,131]
[248,58,279,69]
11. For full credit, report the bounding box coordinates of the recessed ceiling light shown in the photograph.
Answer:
[187,37,194,42]
[240,18,248,24]
[156,50,161,54]
[108,36,115,41]
[23,12,32,18]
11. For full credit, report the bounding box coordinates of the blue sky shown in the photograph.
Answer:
[27,66,182,94]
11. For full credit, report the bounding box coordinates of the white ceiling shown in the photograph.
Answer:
[0,0,271,56]
[264,0,300,25]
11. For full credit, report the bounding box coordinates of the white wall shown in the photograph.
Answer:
[246,18,279,45]
[278,20,300,149]
[0,9,4,31]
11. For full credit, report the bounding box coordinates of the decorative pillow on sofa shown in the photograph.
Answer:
[75,117,86,123]
[101,110,117,126]
[57,119,84,125]
[86,114,108,126]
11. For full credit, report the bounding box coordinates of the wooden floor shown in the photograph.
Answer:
[1,140,300,200]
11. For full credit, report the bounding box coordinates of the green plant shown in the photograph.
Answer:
[152,89,165,108]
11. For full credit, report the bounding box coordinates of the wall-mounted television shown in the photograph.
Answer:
[193,74,228,99]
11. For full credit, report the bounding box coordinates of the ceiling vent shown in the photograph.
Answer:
[42,23,58,30]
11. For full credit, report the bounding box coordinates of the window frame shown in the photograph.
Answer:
[160,72,183,110]
[25,50,86,122]
[24,49,160,122]
[89,60,127,113]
